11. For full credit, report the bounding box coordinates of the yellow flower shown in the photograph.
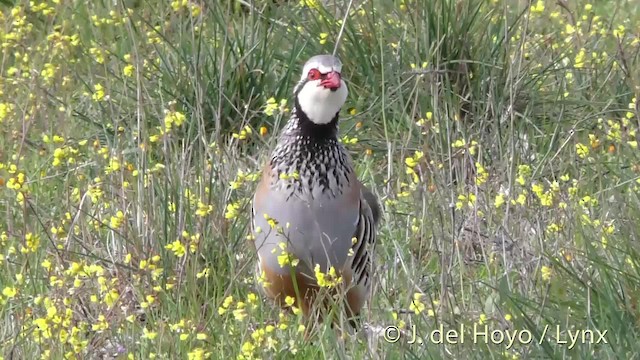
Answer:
[284,296,295,307]
[92,83,105,102]
[314,265,342,288]
[241,341,255,357]
[41,259,52,270]
[164,110,186,130]
[187,348,209,360]
[40,63,57,84]
[494,194,505,208]
[513,192,527,206]
[340,135,358,145]
[196,201,213,217]
[277,247,299,268]
[21,233,40,253]
[91,314,109,331]
[190,4,202,17]
[224,201,242,219]
[452,139,466,148]
[165,240,186,257]
[197,267,210,279]
[2,287,17,298]
[264,97,278,116]
[574,48,586,68]
[541,266,552,281]
[233,308,247,321]
[234,125,253,140]
[319,33,329,45]
[546,223,561,233]
[142,328,157,340]
[565,23,576,35]
[475,162,488,185]
[575,143,589,158]
[530,0,544,13]
[0,102,14,122]
[613,25,625,38]
[109,210,125,228]
[123,64,134,77]
[409,293,426,314]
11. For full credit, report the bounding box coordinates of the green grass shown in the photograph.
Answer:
[1,0,640,358]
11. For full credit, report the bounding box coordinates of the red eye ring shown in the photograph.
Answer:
[308,68,321,80]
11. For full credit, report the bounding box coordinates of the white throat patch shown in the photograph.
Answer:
[297,80,348,125]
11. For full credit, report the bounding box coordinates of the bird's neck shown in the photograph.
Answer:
[283,99,339,139]
[269,108,352,198]
[274,108,343,168]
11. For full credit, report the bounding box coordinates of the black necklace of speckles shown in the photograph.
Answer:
[270,99,353,200]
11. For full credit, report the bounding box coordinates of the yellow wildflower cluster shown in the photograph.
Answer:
[218,295,234,315]
[165,239,187,257]
[165,231,202,256]
[409,292,426,314]
[21,232,40,254]
[0,102,14,123]
[264,97,289,116]
[314,264,342,288]
[276,243,299,268]
[456,193,477,210]
[340,135,358,145]
[171,0,202,17]
[541,266,552,281]
[230,169,260,190]
[105,156,121,174]
[123,54,135,77]
[52,146,79,167]
[405,150,424,184]
[109,210,125,228]
[196,201,213,217]
[278,171,300,181]
[452,138,478,155]
[92,83,106,101]
[225,200,243,219]
[319,32,329,45]
[232,125,253,140]
[531,182,555,207]
[575,143,589,159]
[164,109,187,131]
[530,0,544,13]
[475,162,489,186]
[6,172,26,190]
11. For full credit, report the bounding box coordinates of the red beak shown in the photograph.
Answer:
[319,71,341,90]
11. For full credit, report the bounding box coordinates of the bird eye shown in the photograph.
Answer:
[308,69,321,80]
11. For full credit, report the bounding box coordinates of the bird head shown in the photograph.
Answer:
[294,54,348,125]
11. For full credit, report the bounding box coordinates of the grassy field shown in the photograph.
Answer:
[1,0,640,358]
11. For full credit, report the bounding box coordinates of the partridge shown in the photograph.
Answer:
[251,55,380,322]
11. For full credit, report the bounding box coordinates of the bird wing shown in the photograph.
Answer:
[346,186,378,292]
